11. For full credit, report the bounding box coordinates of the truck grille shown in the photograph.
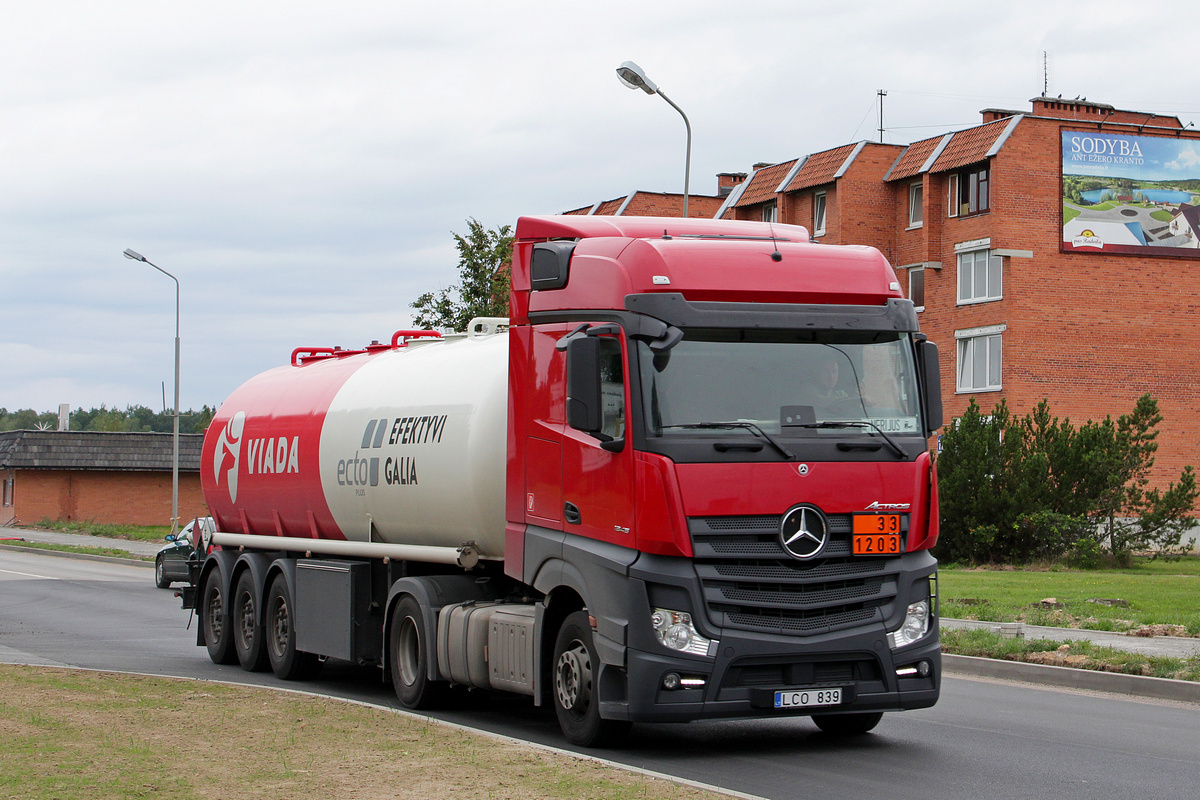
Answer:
[691,515,900,636]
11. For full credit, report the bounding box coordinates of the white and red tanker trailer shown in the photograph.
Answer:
[187,214,943,746]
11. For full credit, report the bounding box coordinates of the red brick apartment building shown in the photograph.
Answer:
[0,430,207,527]
[569,97,1200,490]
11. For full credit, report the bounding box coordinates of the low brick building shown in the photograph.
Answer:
[569,96,1200,494]
[0,430,207,527]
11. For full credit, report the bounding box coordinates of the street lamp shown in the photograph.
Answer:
[123,248,181,537]
[616,60,692,218]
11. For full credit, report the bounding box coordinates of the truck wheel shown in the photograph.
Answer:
[154,556,170,589]
[811,711,884,735]
[233,571,269,672]
[552,611,630,748]
[390,595,448,709]
[265,575,320,680]
[200,569,238,665]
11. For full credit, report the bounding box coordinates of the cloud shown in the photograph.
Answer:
[1165,146,1200,172]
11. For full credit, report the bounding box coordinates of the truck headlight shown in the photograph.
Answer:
[888,599,930,649]
[650,608,715,657]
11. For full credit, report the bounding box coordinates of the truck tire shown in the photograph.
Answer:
[811,711,884,735]
[265,575,320,680]
[233,571,269,672]
[390,595,448,709]
[552,611,631,748]
[154,556,170,589]
[200,569,238,665]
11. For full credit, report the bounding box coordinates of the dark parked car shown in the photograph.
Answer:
[155,516,214,589]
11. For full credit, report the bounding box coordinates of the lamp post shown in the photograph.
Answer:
[123,248,180,536]
[616,60,691,218]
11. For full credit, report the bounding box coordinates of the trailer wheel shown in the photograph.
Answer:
[154,556,170,589]
[200,569,237,665]
[552,611,630,747]
[233,571,269,672]
[811,711,884,735]
[265,575,320,680]
[390,595,448,709]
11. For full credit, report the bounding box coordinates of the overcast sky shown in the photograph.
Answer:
[3,0,1198,415]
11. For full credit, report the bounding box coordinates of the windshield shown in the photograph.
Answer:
[638,329,922,438]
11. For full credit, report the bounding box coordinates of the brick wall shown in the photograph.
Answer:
[915,116,1200,491]
[7,470,208,527]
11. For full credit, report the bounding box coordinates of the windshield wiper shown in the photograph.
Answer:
[793,421,908,461]
[662,422,797,461]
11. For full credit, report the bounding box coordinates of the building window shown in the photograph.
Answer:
[909,265,925,311]
[908,183,923,227]
[952,164,989,216]
[956,326,1004,392]
[957,249,1002,304]
[2,478,12,507]
[813,191,827,235]
[761,201,778,223]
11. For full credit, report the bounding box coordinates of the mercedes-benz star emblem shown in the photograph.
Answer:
[779,504,829,560]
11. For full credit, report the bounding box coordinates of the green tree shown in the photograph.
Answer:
[411,218,514,331]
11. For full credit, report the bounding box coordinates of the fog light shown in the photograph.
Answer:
[888,599,930,649]
[650,608,715,656]
[662,672,681,690]
[896,660,932,679]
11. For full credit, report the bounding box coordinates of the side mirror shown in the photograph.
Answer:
[164,533,177,542]
[566,336,603,434]
[916,338,943,435]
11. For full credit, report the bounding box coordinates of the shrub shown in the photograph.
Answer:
[935,395,1198,565]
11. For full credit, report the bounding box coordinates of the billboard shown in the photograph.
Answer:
[1062,131,1200,257]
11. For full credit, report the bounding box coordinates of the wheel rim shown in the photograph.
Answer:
[555,640,592,716]
[236,591,255,650]
[270,596,290,659]
[205,586,223,643]
[397,617,421,687]
[155,560,164,583]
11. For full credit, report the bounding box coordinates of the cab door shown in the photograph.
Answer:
[560,329,636,550]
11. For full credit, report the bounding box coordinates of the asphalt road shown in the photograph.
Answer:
[2,548,1198,800]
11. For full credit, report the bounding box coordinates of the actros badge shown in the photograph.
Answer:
[779,504,829,560]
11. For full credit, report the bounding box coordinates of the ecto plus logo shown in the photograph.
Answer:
[213,411,246,503]
[339,416,449,490]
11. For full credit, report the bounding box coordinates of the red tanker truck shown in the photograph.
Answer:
[187,214,943,746]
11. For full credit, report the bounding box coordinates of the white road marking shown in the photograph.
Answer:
[0,567,60,580]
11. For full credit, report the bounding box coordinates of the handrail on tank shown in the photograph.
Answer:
[291,345,366,365]
[391,329,443,348]
[291,347,338,366]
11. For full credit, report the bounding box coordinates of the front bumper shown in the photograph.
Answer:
[600,625,940,723]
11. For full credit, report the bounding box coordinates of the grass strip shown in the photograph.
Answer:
[939,559,1200,635]
[0,665,728,800]
[25,519,173,543]
[941,627,1200,682]
[0,540,153,561]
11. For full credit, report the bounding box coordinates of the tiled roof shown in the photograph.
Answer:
[886,136,943,182]
[782,144,860,192]
[928,117,1014,174]
[0,430,203,472]
[733,160,799,207]
[594,198,626,216]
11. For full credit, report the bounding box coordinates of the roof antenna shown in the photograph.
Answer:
[768,223,782,262]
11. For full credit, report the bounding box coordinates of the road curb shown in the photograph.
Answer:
[943,653,1200,703]
[0,542,152,568]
